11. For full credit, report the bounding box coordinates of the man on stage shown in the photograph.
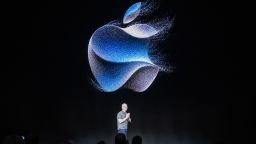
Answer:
[117,103,131,138]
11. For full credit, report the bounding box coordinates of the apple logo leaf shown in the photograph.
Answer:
[123,2,142,24]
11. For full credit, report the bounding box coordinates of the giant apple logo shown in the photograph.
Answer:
[88,1,174,92]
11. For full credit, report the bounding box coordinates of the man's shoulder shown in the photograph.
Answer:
[117,111,125,115]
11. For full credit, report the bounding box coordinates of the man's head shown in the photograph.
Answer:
[121,103,128,112]
[115,133,126,144]
[97,141,106,144]
[132,136,142,144]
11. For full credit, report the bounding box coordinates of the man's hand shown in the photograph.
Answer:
[127,113,131,122]
[126,113,130,119]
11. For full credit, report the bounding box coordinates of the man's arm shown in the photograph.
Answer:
[117,113,130,124]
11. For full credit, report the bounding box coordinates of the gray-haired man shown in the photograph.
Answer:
[117,103,131,138]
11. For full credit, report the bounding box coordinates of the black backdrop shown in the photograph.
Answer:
[4,0,247,144]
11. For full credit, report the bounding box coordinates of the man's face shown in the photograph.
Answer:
[122,104,128,112]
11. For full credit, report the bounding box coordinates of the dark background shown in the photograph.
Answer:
[4,0,246,144]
